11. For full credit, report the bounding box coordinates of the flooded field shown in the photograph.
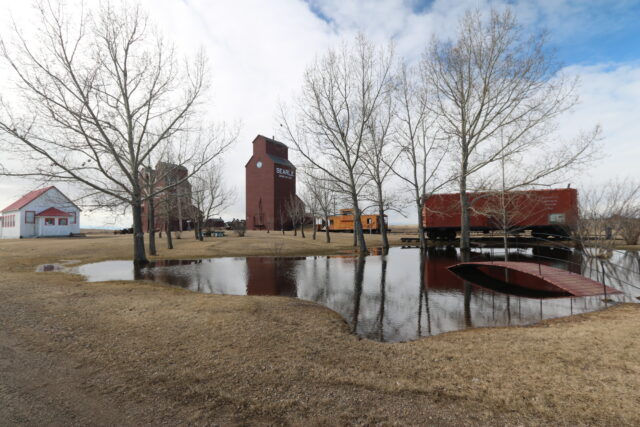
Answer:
[70,246,640,342]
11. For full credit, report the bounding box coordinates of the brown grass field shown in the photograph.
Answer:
[1,232,639,425]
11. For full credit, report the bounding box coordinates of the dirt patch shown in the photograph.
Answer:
[1,234,639,425]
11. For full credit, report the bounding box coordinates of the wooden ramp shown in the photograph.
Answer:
[448,261,621,297]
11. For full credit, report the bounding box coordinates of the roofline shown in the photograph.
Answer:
[253,134,288,148]
[423,188,578,198]
[1,185,82,213]
[43,186,83,212]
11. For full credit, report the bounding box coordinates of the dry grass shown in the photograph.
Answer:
[1,233,639,425]
[0,230,417,273]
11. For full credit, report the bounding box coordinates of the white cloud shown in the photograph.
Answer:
[559,63,640,184]
[0,0,637,227]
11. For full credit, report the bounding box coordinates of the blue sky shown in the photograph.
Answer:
[304,0,640,66]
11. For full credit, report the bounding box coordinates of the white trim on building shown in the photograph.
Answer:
[0,187,81,239]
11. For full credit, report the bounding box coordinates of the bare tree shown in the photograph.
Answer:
[0,2,235,265]
[608,179,640,246]
[285,194,306,238]
[616,213,640,247]
[301,168,335,243]
[391,62,450,249]
[229,218,246,237]
[191,162,234,241]
[576,178,640,255]
[277,205,288,235]
[361,83,397,250]
[281,34,394,252]
[300,188,319,240]
[423,8,599,258]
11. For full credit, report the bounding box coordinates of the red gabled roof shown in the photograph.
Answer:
[1,186,55,213]
[36,207,72,217]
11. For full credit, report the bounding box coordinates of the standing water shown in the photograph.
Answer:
[69,246,639,342]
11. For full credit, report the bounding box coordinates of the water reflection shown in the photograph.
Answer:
[71,247,639,342]
[246,257,299,296]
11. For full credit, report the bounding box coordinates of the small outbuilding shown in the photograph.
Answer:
[0,186,81,239]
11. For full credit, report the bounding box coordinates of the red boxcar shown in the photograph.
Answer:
[422,188,578,240]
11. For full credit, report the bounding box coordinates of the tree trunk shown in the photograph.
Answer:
[378,204,389,250]
[312,218,317,240]
[325,215,331,243]
[131,199,148,266]
[503,228,509,262]
[176,187,183,239]
[300,221,306,238]
[377,186,389,250]
[459,180,471,259]
[194,216,201,240]
[166,208,174,250]
[166,223,174,249]
[417,195,427,250]
[293,221,297,236]
[148,197,157,256]
[352,195,367,252]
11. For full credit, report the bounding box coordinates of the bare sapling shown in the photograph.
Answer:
[191,162,234,241]
[301,168,336,243]
[285,194,306,238]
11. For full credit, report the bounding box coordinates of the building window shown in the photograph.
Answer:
[25,211,35,224]
[58,218,68,226]
[3,215,15,228]
[45,218,55,226]
[69,212,76,224]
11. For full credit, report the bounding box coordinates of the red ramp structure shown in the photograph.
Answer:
[448,261,621,298]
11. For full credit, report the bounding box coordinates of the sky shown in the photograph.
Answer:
[0,0,639,227]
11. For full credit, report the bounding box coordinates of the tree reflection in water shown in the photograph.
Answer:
[351,253,366,334]
[417,251,432,338]
[376,249,388,342]
[72,246,638,342]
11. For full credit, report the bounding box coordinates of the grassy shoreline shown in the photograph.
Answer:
[1,233,639,425]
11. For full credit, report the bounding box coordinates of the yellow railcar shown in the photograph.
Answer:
[323,209,388,233]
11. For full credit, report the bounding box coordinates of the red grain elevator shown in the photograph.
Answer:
[245,135,296,230]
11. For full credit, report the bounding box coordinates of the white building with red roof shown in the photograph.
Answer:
[0,186,81,239]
